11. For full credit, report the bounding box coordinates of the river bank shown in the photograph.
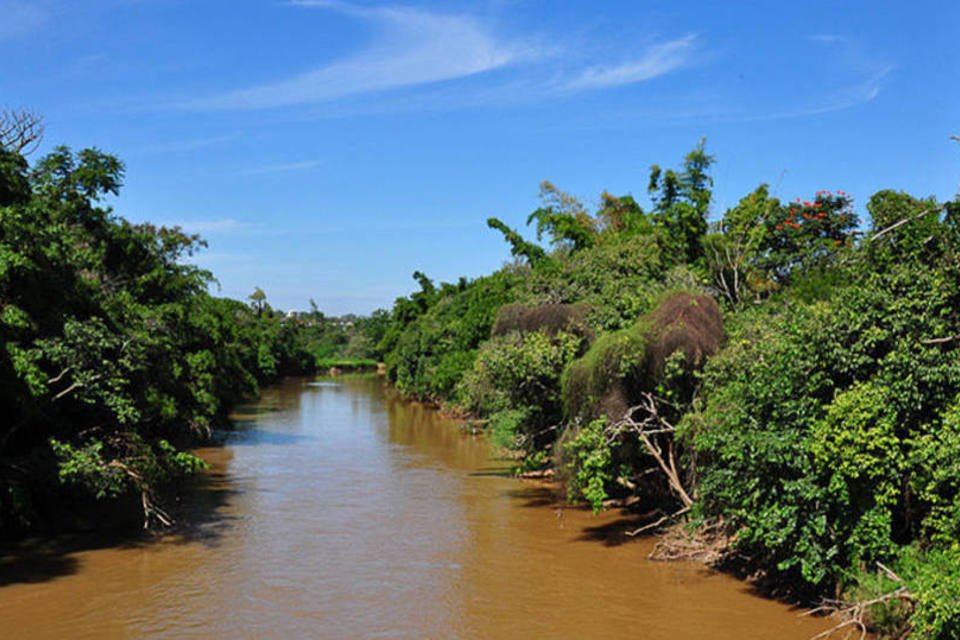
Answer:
[0,376,835,638]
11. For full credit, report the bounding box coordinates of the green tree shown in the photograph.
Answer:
[648,139,715,265]
[248,287,267,315]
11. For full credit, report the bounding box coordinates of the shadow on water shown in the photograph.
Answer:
[504,485,561,509]
[575,512,664,547]
[504,485,674,548]
[467,466,515,478]
[0,453,243,588]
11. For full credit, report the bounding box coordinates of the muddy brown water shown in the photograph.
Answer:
[0,376,833,639]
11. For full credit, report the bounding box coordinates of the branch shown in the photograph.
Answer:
[869,207,937,243]
[805,562,915,640]
[47,367,72,385]
[611,394,694,508]
[53,381,84,400]
[0,108,44,155]
[626,506,691,537]
[920,334,960,345]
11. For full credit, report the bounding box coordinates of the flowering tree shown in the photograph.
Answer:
[759,190,859,280]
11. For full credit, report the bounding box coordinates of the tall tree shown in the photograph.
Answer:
[648,139,715,265]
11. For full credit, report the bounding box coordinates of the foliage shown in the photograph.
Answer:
[688,194,960,596]
[519,232,667,331]
[898,546,960,639]
[526,181,598,251]
[563,324,648,421]
[459,330,585,450]
[382,269,521,400]
[0,146,315,533]
[648,139,714,265]
[562,417,614,512]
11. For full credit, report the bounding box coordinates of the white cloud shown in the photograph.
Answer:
[562,36,697,91]
[183,2,530,110]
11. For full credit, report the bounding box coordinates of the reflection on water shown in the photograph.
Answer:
[0,376,831,639]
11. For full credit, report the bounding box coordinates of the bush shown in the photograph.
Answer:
[459,330,585,450]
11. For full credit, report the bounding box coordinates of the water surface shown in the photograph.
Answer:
[0,376,831,639]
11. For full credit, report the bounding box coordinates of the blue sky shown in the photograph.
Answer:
[2,0,958,314]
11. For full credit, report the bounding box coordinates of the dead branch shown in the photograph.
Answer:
[52,374,101,400]
[876,561,904,584]
[647,517,730,564]
[805,561,915,640]
[868,207,937,243]
[47,367,72,385]
[109,459,175,529]
[610,394,694,508]
[0,108,44,155]
[808,587,913,640]
[53,381,84,401]
[920,334,960,345]
[626,506,691,537]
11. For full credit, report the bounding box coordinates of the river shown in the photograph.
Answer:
[0,375,832,639]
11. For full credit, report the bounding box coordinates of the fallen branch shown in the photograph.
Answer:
[808,587,913,640]
[647,517,730,564]
[805,562,915,640]
[626,506,690,537]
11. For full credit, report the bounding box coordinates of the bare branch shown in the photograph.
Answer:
[868,207,937,243]
[611,394,694,508]
[0,108,45,155]
[626,506,691,537]
[47,367,72,385]
[805,563,915,640]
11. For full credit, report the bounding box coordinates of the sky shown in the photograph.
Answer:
[1,0,958,314]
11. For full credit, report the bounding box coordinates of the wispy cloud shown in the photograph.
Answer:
[182,1,532,110]
[239,160,322,175]
[562,35,697,91]
[760,65,893,120]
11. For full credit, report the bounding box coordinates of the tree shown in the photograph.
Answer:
[526,181,598,251]
[758,190,858,280]
[596,191,651,236]
[486,217,547,265]
[0,108,44,155]
[703,184,780,306]
[249,287,267,315]
[648,139,715,265]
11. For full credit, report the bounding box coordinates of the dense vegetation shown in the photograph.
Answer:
[375,141,960,637]
[4,119,958,635]
[0,143,381,536]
